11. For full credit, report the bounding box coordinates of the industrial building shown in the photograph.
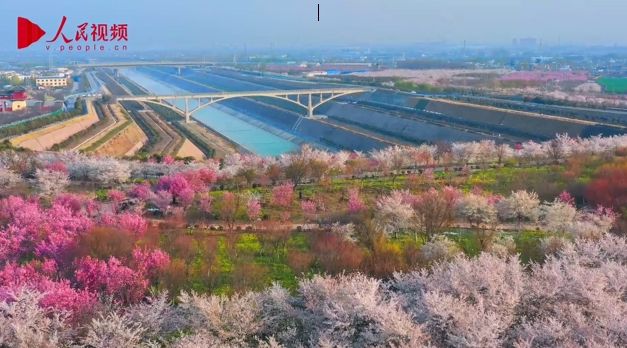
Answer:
[36,77,67,89]
[0,87,27,112]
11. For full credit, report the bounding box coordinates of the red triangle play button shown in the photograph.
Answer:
[17,17,46,49]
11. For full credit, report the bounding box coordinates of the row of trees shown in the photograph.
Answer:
[1,132,626,190]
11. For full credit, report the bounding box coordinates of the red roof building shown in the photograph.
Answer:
[0,87,27,112]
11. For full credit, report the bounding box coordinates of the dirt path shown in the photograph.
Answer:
[145,218,536,233]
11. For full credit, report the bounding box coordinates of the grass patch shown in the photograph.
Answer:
[597,77,627,93]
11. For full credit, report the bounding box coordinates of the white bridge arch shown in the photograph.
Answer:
[116,88,371,123]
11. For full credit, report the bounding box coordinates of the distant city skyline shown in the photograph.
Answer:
[3,0,626,51]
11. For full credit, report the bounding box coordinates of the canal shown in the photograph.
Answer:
[120,68,298,156]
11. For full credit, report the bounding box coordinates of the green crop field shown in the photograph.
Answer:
[597,77,627,93]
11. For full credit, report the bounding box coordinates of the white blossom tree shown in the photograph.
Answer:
[456,193,498,229]
[0,167,21,192]
[374,191,414,238]
[34,168,69,196]
[497,190,540,229]
[0,289,72,348]
[540,199,578,233]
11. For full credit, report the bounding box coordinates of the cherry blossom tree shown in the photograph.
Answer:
[455,192,498,229]
[347,187,366,213]
[150,190,172,214]
[160,155,175,164]
[127,182,151,200]
[196,191,214,219]
[219,192,238,231]
[301,200,317,226]
[107,189,126,214]
[99,212,148,236]
[419,235,462,265]
[557,190,575,206]
[74,255,149,304]
[0,289,74,347]
[272,183,293,208]
[34,168,69,196]
[330,222,356,242]
[540,198,578,233]
[497,190,541,229]
[246,195,261,227]
[0,167,21,193]
[155,173,192,205]
[374,191,414,238]
[44,161,68,173]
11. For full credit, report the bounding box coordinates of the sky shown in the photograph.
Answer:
[5,0,626,52]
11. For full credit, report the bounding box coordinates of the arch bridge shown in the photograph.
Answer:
[116,88,371,123]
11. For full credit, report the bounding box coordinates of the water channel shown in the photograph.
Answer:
[120,68,298,156]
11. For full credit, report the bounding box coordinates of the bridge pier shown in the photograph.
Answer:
[307,94,313,118]
[184,98,190,123]
[113,68,119,79]
[177,67,181,75]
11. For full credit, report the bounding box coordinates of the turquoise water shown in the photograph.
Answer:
[120,69,298,156]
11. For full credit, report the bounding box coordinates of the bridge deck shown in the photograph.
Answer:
[116,88,372,101]
[71,61,226,68]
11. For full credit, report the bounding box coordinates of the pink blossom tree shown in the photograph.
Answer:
[160,155,175,164]
[74,256,149,304]
[107,189,126,214]
[154,173,192,205]
[272,183,293,208]
[44,161,68,173]
[246,195,261,227]
[0,262,96,322]
[557,190,575,206]
[219,192,238,232]
[98,212,147,236]
[347,187,366,213]
[131,247,170,284]
[301,200,317,227]
[196,191,214,219]
[127,182,151,200]
[150,190,172,214]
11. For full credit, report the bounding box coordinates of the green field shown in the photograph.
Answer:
[597,77,627,93]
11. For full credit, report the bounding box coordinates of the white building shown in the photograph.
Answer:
[36,77,67,88]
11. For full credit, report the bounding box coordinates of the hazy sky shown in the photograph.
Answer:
[5,0,625,51]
